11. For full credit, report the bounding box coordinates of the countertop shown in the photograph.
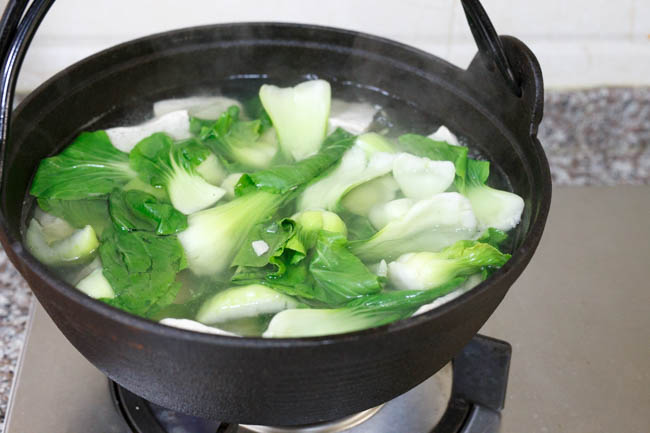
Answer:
[0,87,648,431]
[483,186,650,432]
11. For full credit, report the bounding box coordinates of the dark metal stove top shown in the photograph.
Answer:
[5,301,510,433]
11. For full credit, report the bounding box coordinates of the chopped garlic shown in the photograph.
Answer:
[252,240,270,256]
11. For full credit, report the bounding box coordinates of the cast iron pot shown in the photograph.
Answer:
[0,0,550,425]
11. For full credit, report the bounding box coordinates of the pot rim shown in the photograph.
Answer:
[3,21,551,349]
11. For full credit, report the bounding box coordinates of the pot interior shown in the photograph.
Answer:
[4,25,528,256]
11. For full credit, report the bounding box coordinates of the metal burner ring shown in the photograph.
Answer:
[240,405,385,433]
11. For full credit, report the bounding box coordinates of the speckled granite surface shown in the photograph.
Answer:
[0,87,648,430]
[540,88,649,186]
[0,250,31,429]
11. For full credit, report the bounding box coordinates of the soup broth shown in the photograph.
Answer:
[25,78,521,338]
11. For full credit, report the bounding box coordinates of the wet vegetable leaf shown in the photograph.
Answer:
[30,131,136,199]
[99,229,187,317]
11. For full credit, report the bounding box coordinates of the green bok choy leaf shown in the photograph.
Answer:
[30,131,136,200]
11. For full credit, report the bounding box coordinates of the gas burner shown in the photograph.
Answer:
[241,405,385,432]
[110,335,511,433]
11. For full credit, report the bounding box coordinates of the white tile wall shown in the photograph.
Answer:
[3,0,649,92]
[632,0,650,41]
[449,0,637,40]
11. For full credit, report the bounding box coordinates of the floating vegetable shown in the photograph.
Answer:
[387,240,511,291]
[129,133,225,214]
[350,192,478,262]
[196,284,303,324]
[260,79,331,161]
[26,79,521,338]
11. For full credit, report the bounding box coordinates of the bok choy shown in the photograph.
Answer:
[349,192,478,262]
[259,79,331,161]
[461,160,525,231]
[25,78,522,338]
[129,133,226,215]
[263,277,465,338]
[387,240,511,291]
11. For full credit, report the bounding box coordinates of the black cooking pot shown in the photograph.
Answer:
[0,0,550,426]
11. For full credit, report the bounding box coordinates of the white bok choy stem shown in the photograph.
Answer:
[76,267,115,299]
[392,153,455,200]
[387,241,510,291]
[328,99,378,135]
[25,219,99,267]
[153,96,242,119]
[178,191,282,277]
[349,192,478,263]
[259,79,331,161]
[297,146,396,212]
[196,284,303,325]
[461,160,524,231]
[159,318,239,337]
[107,110,192,153]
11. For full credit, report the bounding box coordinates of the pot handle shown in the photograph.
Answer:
[0,0,54,166]
[461,0,544,138]
[461,0,522,98]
